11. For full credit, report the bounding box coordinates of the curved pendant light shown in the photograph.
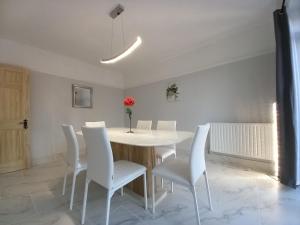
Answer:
[100,36,142,64]
[100,4,142,64]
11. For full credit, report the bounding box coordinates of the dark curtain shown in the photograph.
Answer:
[273,7,297,188]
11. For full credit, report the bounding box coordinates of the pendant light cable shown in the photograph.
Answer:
[100,4,141,64]
[121,13,125,49]
[110,18,114,56]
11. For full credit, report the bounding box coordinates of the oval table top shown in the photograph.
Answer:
[76,127,194,147]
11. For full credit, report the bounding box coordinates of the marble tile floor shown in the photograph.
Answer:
[0,157,300,225]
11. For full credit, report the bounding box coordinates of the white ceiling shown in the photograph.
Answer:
[0,0,281,88]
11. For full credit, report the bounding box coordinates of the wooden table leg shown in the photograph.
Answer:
[111,142,155,196]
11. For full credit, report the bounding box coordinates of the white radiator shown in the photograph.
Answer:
[209,123,274,161]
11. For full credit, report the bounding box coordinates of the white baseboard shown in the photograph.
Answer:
[207,152,274,175]
[31,153,64,166]
[177,148,274,175]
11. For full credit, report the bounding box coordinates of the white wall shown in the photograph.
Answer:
[1,37,276,165]
[125,53,276,149]
[30,71,124,164]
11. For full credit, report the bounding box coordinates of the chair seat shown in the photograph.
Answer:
[113,160,146,189]
[155,146,176,159]
[152,158,190,187]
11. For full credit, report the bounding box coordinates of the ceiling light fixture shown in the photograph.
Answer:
[100,4,142,64]
[100,36,142,64]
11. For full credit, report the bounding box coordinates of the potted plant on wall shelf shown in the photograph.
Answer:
[166,83,179,101]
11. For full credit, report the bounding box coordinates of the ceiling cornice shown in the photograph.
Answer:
[0,38,124,89]
[124,21,276,88]
[159,19,275,64]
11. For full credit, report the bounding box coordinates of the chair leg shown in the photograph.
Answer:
[62,170,68,195]
[161,158,164,188]
[171,152,175,193]
[143,172,148,210]
[191,186,201,225]
[81,178,90,225]
[152,174,155,215]
[69,170,77,210]
[120,187,124,196]
[105,191,112,225]
[204,171,213,211]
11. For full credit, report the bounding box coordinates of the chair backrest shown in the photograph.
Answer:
[85,121,106,127]
[189,124,210,185]
[157,120,176,131]
[137,120,152,130]
[61,124,80,168]
[82,126,114,189]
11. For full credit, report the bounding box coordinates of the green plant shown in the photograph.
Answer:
[166,83,179,100]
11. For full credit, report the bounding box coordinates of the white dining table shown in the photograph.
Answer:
[76,127,194,198]
[76,127,193,147]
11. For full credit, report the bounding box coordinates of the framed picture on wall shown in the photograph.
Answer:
[72,84,93,108]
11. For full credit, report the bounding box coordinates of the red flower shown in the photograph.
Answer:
[123,96,135,107]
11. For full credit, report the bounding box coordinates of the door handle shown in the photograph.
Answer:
[19,119,28,129]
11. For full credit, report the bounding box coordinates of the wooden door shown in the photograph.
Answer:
[0,64,30,173]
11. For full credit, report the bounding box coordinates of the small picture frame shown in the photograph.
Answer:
[72,84,93,108]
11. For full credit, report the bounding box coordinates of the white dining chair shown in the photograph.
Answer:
[152,124,212,225]
[85,121,106,127]
[155,120,177,190]
[61,124,87,210]
[84,121,126,196]
[81,126,148,225]
[136,120,152,130]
